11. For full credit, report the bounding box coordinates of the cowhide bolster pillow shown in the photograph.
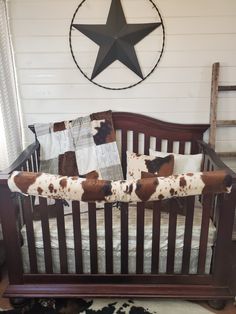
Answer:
[141,171,186,215]
[8,170,232,203]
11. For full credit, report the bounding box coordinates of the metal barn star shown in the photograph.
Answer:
[72,0,161,79]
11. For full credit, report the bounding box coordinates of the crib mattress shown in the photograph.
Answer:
[21,202,216,274]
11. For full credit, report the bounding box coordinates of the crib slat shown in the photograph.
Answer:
[155,138,161,151]
[151,201,161,274]
[39,198,53,274]
[122,130,128,177]
[121,202,129,274]
[167,140,173,153]
[133,132,139,153]
[198,195,212,274]
[24,197,38,273]
[179,141,185,154]
[56,200,68,274]
[29,156,35,172]
[144,136,150,155]
[17,194,24,228]
[191,141,199,154]
[167,199,177,274]
[27,159,33,172]
[21,163,28,171]
[32,151,38,172]
[88,203,98,274]
[182,196,195,274]
[36,149,40,171]
[136,202,145,274]
[207,159,211,171]
[203,156,207,171]
[72,201,83,274]
[104,203,113,274]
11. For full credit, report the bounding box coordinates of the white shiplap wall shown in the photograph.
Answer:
[7,0,236,171]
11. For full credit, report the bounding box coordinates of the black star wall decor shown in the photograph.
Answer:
[69,0,165,90]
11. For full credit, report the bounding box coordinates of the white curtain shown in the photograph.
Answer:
[0,0,23,170]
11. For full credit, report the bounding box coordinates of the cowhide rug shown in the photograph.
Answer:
[0,298,215,314]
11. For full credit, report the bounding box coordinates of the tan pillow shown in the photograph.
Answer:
[126,151,174,180]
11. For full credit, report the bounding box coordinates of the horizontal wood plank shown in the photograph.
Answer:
[20,83,211,100]
[8,0,236,19]
[10,17,236,37]
[217,152,236,157]
[216,120,236,126]
[219,85,236,91]
[18,68,214,85]
[12,34,236,53]
[15,51,236,69]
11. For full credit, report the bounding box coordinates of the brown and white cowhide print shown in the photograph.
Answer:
[79,298,215,314]
[90,110,116,145]
[126,151,174,180]
[0,298,216,313]
[8,170,232,203]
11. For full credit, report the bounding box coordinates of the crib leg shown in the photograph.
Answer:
[207,299,226,310]
[9,297,31,309]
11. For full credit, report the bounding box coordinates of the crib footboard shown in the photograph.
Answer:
[0,176,235,300]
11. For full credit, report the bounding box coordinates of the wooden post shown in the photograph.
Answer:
[209,62,220,149]
[212,186,236,286]
[0,180,23,284]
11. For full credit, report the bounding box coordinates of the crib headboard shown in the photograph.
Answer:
[29,112,209,177]
[112,112,209,173]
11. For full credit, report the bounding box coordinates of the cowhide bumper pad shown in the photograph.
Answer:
[8,170,232,203]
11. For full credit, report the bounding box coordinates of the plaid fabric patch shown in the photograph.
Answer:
[34,111,123,181]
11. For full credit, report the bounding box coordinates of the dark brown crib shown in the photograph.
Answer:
[0,112,236,308]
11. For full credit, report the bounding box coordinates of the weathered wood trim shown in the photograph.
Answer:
[4,283,232,299]
[209,62,220,149]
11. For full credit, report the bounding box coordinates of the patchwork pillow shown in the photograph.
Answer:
[126,151,174,180]
[149,149,203,175]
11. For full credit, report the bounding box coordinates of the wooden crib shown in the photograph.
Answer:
[0,112,236,309]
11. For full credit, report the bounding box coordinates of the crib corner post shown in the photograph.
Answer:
[0,180,24,285]
[212,186,236,287]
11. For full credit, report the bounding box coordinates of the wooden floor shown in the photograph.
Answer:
[0,265,235,312]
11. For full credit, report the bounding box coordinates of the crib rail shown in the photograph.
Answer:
[0,141,40,180]
[1,185,235,300]
[199,140,236,182]
[15,193,230,279]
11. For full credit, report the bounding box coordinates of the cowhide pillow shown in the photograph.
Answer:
[126,151,174,180]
